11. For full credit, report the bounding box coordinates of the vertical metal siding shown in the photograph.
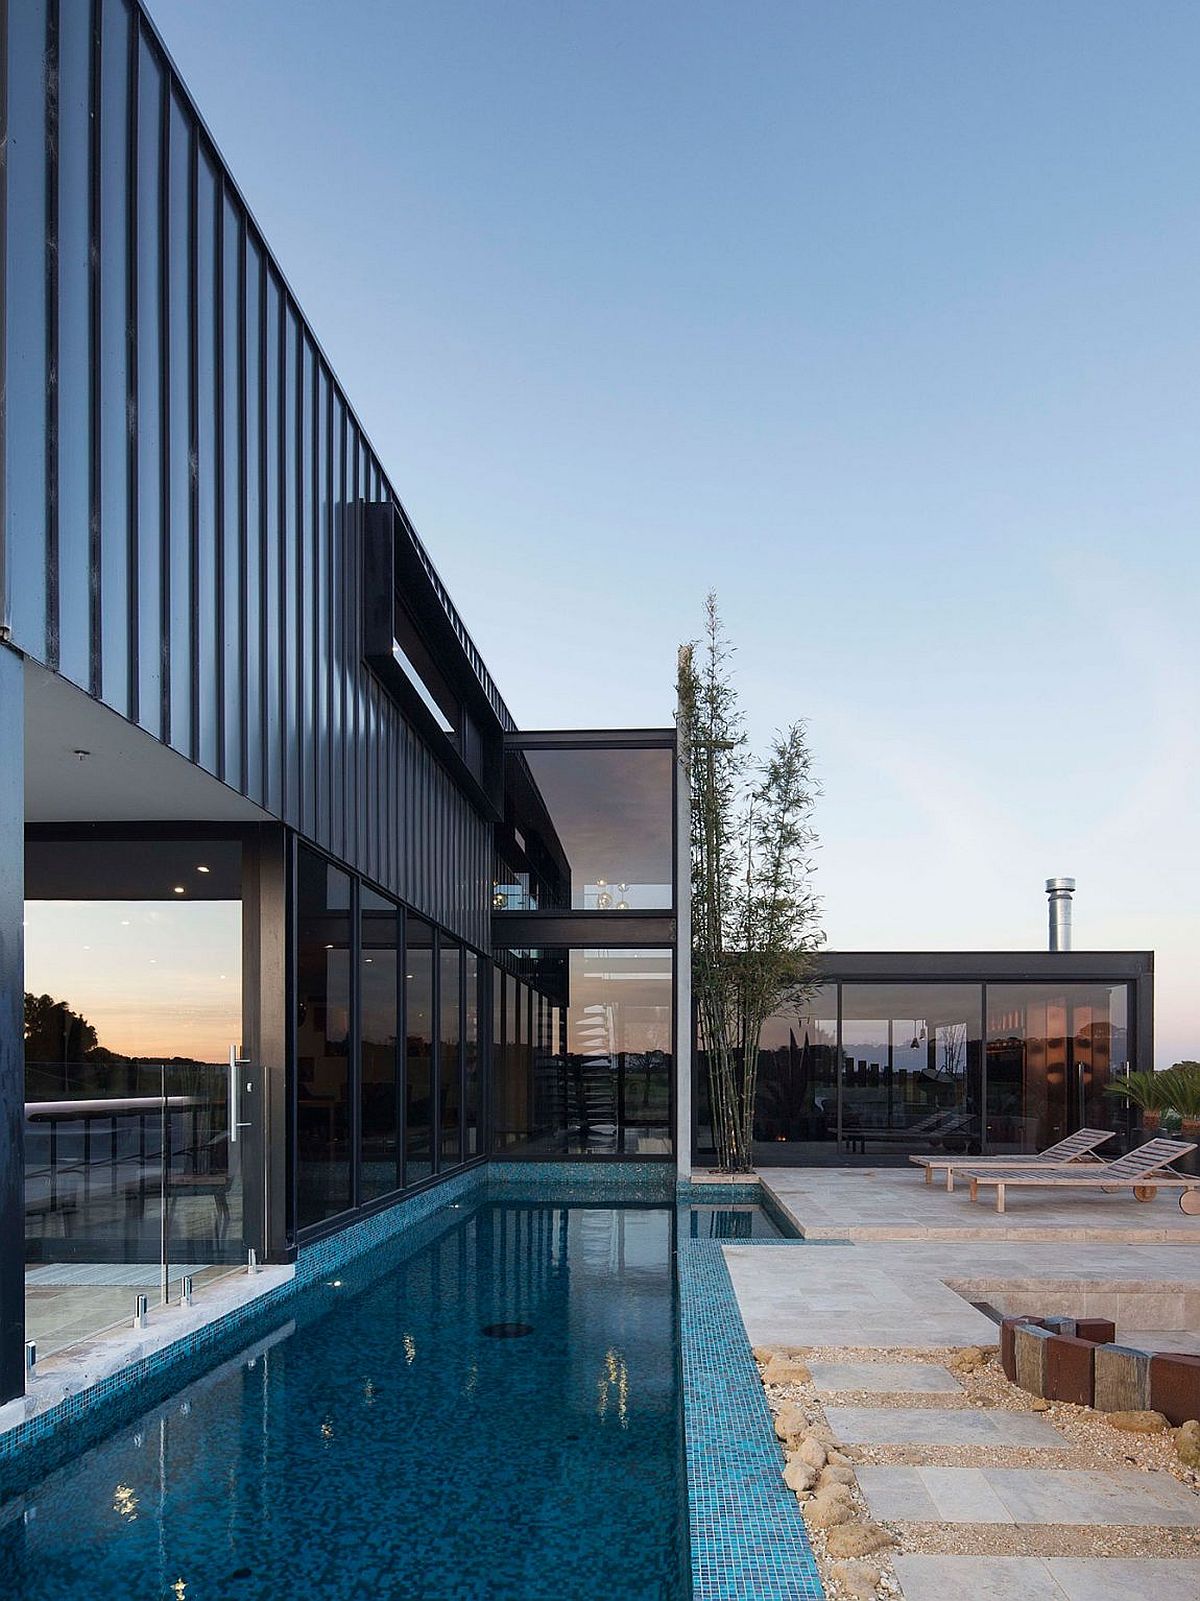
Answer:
[1,0,494,949]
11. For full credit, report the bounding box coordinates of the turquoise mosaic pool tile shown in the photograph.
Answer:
[0,1165,490,1488]
[488,1159,676,1199]
[677,1181,764,1204]
[678,1239,824,1600]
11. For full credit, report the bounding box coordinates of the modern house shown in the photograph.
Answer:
[0,0,1152,1411]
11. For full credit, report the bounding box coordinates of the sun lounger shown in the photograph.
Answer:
[909,1127,1116,1192]
[962,1136,1199,1213]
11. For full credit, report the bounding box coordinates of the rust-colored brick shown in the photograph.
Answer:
[1149,1352,1200,1427]
[1046,1334,1096,1408]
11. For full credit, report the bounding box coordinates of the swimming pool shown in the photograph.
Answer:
[2,1197,691,1600]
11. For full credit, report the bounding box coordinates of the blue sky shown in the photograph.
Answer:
[148,0,1200,1062]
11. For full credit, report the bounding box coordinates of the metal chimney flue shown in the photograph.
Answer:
[1046,877,1075,952]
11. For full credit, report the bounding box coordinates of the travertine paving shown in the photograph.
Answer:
[825,1404,1073,1448]
[895,1554,1200,1600]
[810,1361,962,1394]
[762,1165,1200,1243]
[858,1465,1200,1526]
[738,1165,1200,1601]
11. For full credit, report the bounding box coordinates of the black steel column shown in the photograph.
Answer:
[0,643,26,1402]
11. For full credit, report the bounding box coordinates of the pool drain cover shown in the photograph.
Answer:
[482,1322,534,1339]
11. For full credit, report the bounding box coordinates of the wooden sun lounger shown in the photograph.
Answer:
[962,1136,1200,1213]
[909,1127,1116,1192]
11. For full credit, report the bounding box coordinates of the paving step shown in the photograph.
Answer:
[808,1361,962,1394]
[894,1554,1200,1601]
[824,1403,1071,1448]
[857,1465,1200,1527]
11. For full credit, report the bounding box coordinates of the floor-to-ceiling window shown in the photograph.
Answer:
[296,849,352,1227]
[839,984,983,1159]
[361,887,400,1200]
[492,948,673,1156]
[748,985,839,1165]
[440,940,462,1167]
[985,983,1130,1153]
[464,952,481,1157]
[405,916,435,1183]
[23,834,247,1357]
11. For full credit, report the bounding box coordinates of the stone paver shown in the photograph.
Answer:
[893,1555,1065,1600]
[761,1166,1200,1242]
[1046,1558,1200,1600]
[824,1404,1071,1448]
[858,1464,1014,1522]
[895,1555,1200,1601]
[808,1360,962,1393]
[987,1468,1200,1527]
[858,1465,1200,1526]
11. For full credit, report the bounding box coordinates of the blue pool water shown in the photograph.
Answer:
[2,1199,691,1601]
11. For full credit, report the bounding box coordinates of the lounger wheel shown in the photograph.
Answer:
[1133,1184,1157,1202]
[1180,1188,1200,1215]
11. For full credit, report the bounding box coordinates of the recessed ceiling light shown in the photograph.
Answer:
[173,886,185,895]
[196,865,210,874]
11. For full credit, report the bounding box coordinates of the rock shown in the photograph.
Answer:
[1030,1398,1051,1412]
[802,1489,854,1529]
[753,1347,777,1365]
[762,1355,813,1387]
[783,1455,818,1494]
[830,1561,881,1601]
[1175,1419,1200,1467]
[825,1523,897,1560]
[798,1435,828,1471]
[819,1463,857,1489]
[773,1403,806,1443]
[949,1345,987,1372]
[1107,1409,1170,1434]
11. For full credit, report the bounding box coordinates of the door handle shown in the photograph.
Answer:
[228,1045,253,1144]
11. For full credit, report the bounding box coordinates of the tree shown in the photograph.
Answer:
[677,594,823,1171]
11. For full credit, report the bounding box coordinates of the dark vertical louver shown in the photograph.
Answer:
[1,0,505,949]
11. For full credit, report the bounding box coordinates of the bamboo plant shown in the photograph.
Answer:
[677,595,822,1172]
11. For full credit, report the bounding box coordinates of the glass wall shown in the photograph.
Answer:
[296,850,352,1227]
[840,985,982,1158]
[440,942,462,1167]
[23,836,246,1358]
[986,983,1130,1153]
[492,948,673,1156]
[405,916,435,1183]
[360,888,400,1200]
[749,986,839,1162]
[499,744,674,911]
[464,953,481,1157]
[698,976,1138,1167]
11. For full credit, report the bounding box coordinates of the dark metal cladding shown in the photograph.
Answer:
[0,0,504,950]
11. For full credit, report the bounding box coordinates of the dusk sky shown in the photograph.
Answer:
[149,0,1200,1064]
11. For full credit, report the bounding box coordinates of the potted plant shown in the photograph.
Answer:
[1162,1062,1200,1136]
[1104,1069,1176,1133]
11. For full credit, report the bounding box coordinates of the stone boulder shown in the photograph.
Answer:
[798,1434,828,1471]
[1175,1418,1200,1467]
[802,1488,854,1529]
[1107,1409,1169,1434]
[829,1561,880,1601]
[773,1403,806,1443]
[762,1355,813,1387]
[825,1523,897,1560]
[783,1455,818,1495]
[819,1463,857,1490]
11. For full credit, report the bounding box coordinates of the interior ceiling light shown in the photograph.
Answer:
[197,865,210,874]
[173,886,185,895]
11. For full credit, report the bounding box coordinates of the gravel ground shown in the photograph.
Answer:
[755,1340,1200,1598]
